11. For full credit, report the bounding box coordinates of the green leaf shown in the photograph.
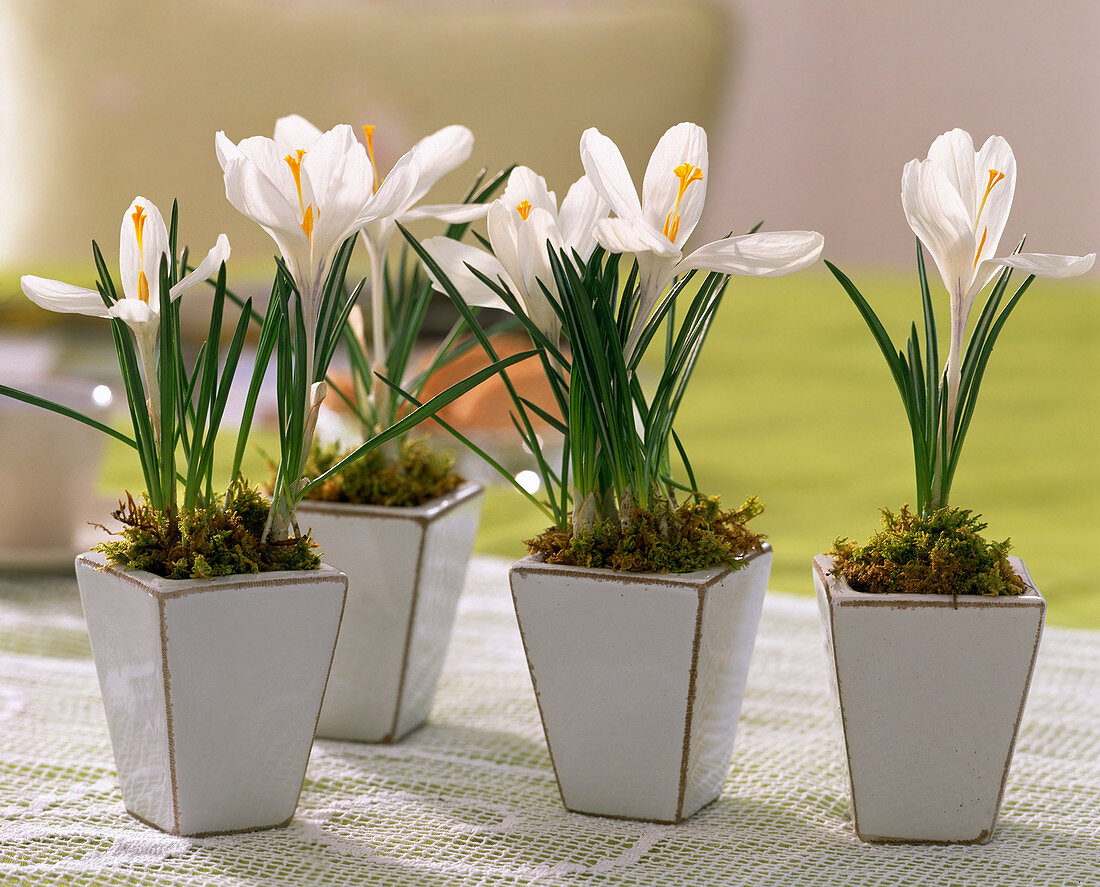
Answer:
[301,349,537,495]
[0,385,138,449]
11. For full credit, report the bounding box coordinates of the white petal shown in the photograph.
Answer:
[680,230,824,277]
[108,298,158,326]
[902,161,974,300]
[304,125,375,251]
[995,251,1096,278]
[20,277,110,317]
[119,197,169,308]
[273,114,324,154]
[926,129,978,224]
[171,234,231,299]
[230,134,295,181]
[641,122,708,247]
[971,135,1016,264]
[214,130,241,171]
[594,217,680,259]
[595,217,681,307]
[579,127,643,219]
[359,148,422,225]
[401,202,491,224]
[487,200,524,289]
[421,236,511,310]
[109,301,160,366]
[557,176,609,260]
[222,154,306,251]
[218,130,310,279]
[501,166,558,218]
[405,125,475,206]
[515,208,563,340]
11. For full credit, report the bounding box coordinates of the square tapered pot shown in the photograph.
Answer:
[298,481,483,743]
[75,552,347,837]
[510,544,772,823]
[813,554,1044,844]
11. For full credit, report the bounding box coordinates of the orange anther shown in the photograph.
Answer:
[363,125,380,194]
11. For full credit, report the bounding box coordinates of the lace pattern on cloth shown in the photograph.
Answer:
[0,557,1098,886]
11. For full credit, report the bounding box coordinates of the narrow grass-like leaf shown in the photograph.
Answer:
[0,385,139,448]
[302,350,536,494]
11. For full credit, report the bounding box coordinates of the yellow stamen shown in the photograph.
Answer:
[301,204,315,245]
[131,205,147,252]
[976,168,1005,227]
[284,149,316,245]
[131,206,150,303]
[516,199,532,221]
[284,149,307,216]
[662,162,704,241]
[363,125,380,194]
[973,168,1005,267]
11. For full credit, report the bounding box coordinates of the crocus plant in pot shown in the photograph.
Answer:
[814,128,1095,844]
[416,122,824,822]
[3,170,517,833]
[217,116,511,743]
[4,196,350,837]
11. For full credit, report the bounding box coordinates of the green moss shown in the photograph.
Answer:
[526,495,766,573]
[94,480,320,579]
[301,438,462,508]
[830,505,1025,596]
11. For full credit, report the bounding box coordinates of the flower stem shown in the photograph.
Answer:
[366,236,398,464]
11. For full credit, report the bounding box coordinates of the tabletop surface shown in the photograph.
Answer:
[1,557,1098,887]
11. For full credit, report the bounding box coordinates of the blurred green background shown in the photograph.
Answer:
[7,0,1097,631]
[471,269,1100,629]
[92,268,1099,629]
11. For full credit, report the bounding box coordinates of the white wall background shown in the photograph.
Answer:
[1,0,1096,275]
[704,0,1100,270]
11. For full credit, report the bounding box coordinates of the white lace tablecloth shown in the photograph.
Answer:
[1,557,1098,886]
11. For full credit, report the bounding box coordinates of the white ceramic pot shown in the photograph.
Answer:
[510,544,773,823]
[812,554,1045,844]
[75,552,347,837]
[297,481,483,743]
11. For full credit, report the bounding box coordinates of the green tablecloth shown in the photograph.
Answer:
[1,557,1098,886]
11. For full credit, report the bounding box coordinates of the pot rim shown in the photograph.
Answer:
[812,553,1043,608]
[294,479,483,522]
[511,541,772,588]
[75,550,346,600]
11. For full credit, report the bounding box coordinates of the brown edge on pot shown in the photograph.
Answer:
[512,544,769,824]
[508,564,569,812]
[300,484,483,743]
[385,514,430,743]
[985,556,1045,843]
[77,552,348,837]
[813,553,1044,845]
[674,584,709,823]
[675,545,771,822]
[296,480,483,530]
[128,807,297,839]
[294,575,349,817]
[157,594,181,833]
[813,555,863,839]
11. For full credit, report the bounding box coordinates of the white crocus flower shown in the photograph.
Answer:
[422,165,608,342]
[580,123,824,355]
[21,197,230,428]
[361,123,488,257]
[215,120,421,381]
[901,128,1095,459]
[356,123,488,428]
